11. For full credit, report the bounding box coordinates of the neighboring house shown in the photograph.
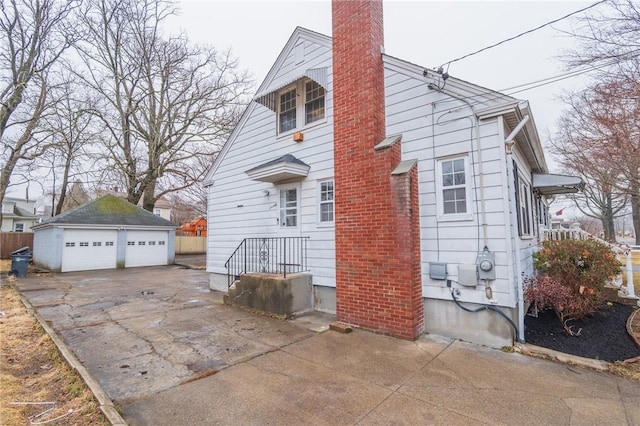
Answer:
[203,1,582,347]
[32,195,177,272]
[1,197,38,232]
[177,217,207,237]
[149,197,172,221]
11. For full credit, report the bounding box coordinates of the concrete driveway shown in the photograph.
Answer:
[13,266,312,405]
[13,266,640,425]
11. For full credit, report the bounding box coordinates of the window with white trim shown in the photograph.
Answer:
[14,223,24,232]
[305,81,325,124]
[518,178,532,236]
[279,187,298,227]
[436,156,471,218]
[318,180,334,223]
[277,79,325,134]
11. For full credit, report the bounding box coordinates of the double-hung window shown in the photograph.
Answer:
[279,88,297,133]
[518,179,532,236]
[513,160,533,237]
[318,180,334,224]
[437,156,471,219]
[277,79,325,134]
[305,81,325,125]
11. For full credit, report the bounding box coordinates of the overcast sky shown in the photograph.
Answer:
[167,0,593,147]
[12,0,600,216]
[162,0,598,216]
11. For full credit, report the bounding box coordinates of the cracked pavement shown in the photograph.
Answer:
[13,266,312,405]
[13,265,640,425]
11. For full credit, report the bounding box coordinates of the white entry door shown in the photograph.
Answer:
[61,229,118,272]
[125,230,169,267]
[277,184,300,236]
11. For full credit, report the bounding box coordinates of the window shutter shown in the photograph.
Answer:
[513,159,522,235]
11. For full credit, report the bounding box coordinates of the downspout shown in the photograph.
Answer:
[505,115,529,343]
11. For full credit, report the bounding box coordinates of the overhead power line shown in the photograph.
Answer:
[442,0,609,67]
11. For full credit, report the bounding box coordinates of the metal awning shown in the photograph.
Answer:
[245,154,310,183]
[253,67,328,111]
[533,173,585,195]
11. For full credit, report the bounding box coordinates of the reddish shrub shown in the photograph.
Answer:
[526,239,621,335]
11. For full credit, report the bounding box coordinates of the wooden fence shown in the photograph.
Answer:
[1,233,34,259]
[175,236,206,254]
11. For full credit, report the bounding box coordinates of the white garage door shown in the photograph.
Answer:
[61,229,118,272]
[125,230,169,267]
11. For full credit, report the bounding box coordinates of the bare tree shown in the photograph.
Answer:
[0,0,79,216]
[552,80,639,242]
[39,75,95,215]
[74,0,251,211]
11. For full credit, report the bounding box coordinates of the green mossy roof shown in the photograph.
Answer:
[37,195,177,227]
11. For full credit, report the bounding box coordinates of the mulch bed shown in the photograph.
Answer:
[525,302,640,362]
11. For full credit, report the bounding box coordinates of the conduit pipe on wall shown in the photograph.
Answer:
[428,83,489,248]
[504,114,530,343]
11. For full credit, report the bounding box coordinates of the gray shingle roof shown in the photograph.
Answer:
[35,195,177,228]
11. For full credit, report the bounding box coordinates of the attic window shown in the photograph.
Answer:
[276,79,325,134]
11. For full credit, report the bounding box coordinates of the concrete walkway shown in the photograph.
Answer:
[13,267,640,425]
[122,330,640,425]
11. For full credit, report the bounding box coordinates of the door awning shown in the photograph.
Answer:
[253,67,328,111]
[245,154,310,183]
[533,173,585,195]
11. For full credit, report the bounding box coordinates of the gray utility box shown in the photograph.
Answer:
[10,246,32,277]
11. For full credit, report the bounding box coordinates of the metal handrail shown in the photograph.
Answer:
[224,237,310,287]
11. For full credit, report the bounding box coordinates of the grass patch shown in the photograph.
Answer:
[0,285,108,425]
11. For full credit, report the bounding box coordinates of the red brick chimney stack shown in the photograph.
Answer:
[332,0,424,339]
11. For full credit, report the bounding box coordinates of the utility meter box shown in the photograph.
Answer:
[476,248,496,280]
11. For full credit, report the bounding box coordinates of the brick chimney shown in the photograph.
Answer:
[332,0,424,339]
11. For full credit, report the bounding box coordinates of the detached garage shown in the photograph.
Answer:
[33,195,177,272]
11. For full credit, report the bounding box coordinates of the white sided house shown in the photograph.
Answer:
[204,2,582,347]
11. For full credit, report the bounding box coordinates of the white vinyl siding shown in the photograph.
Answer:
[206,32,335,288]
[384,57,519,307]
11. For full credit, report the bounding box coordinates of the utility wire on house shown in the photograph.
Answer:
[440,0,608,69]
[427,49,639,118]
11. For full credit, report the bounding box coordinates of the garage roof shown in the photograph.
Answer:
[33,195,177,229]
